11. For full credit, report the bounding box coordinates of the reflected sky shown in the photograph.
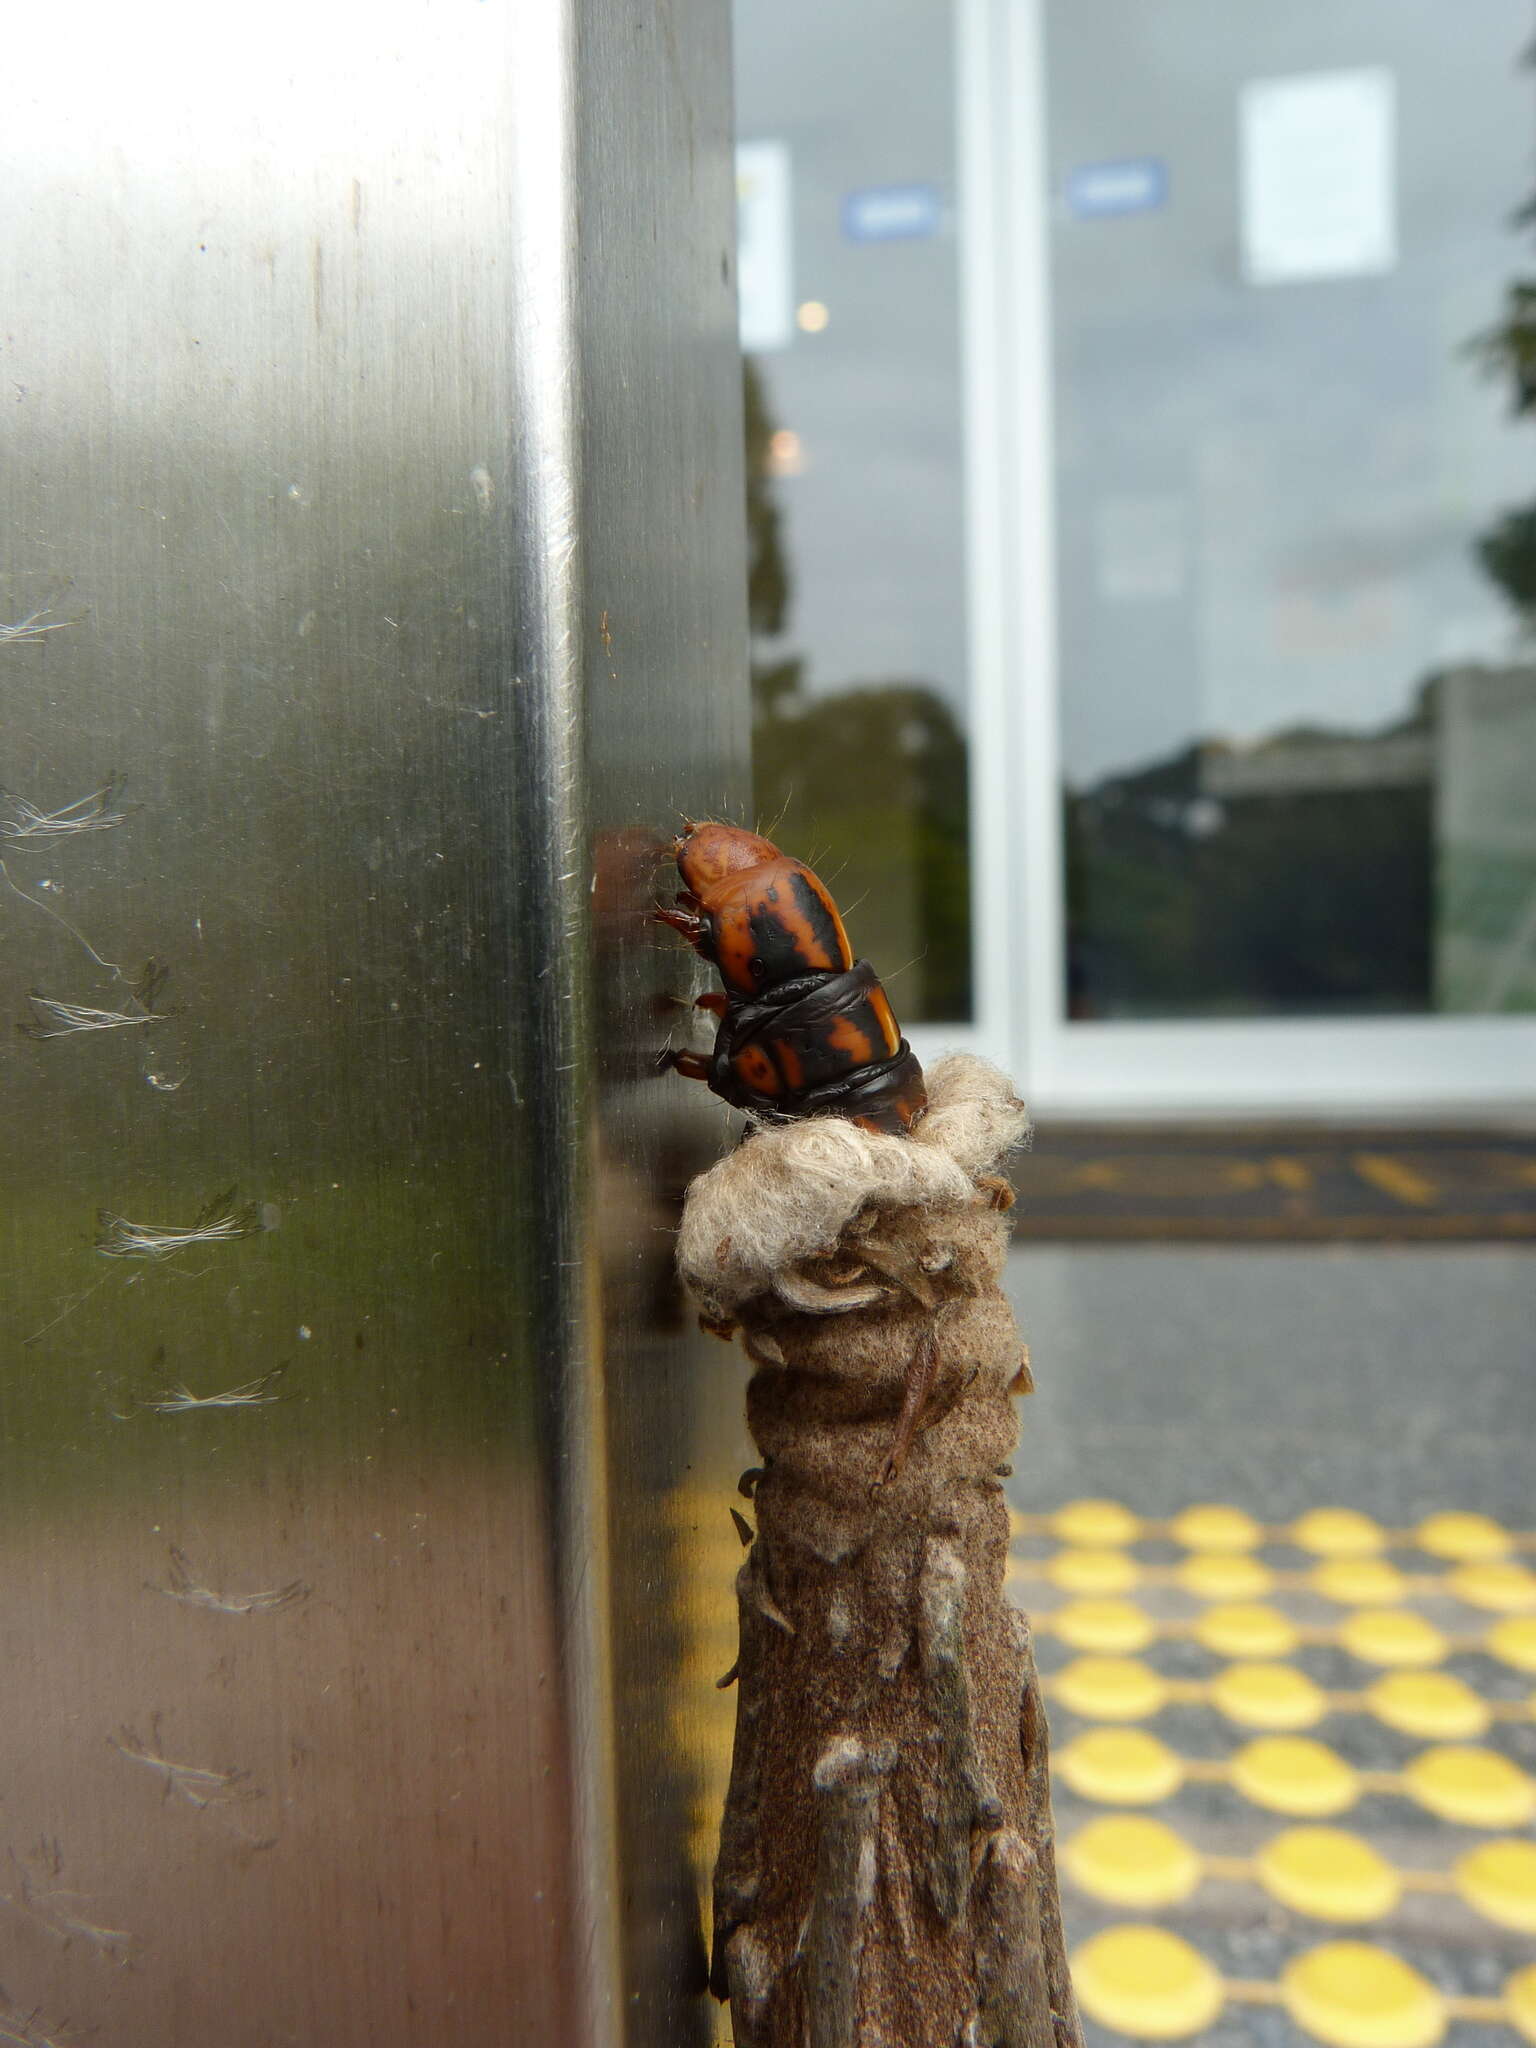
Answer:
[1048,0,1534,783]
[736,0,1535,785]
[734,0,967,710]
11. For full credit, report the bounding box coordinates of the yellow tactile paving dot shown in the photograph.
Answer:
[1073,1925,1226,2039]
[1193,1600,1301,1659]
[1227,1735,1361,1818]
[1062,1816,1204,1910]
[1045,1545,1144,1595]
[1175,1550,1274,1600]
[1416,1511,1512,1561]
[1489,1616,1536,1672]
[1207,1660,1328,1731]
[1456,1840,1536,1934]
[1309,1556,1410,1606]
[1051,1655,1173,1722]
[1401,1743,1536,1827]
[1253,1828,1401,1922]
[1364,1670,1493,1740]
[1044,1596,1159,1654]
[1059,1727,1186,1806]
[1509,1965,1536,2046]
[1289,1507,1390,1558]
[1051,1497,1143,1548]
[1451,1559,1536,1611]
[1336,1608,1449,1668]
[1168,1503,1265,1552]
[1279,1941,1447,2048]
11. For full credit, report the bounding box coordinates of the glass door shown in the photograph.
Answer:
[734,0,977,1038]
[977,0,1536,1111]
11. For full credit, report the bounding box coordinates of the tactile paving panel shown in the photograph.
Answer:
[673,1493,1536,2045]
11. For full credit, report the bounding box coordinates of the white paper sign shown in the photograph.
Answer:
[736,140,793,352]
[1240,69,1396,285]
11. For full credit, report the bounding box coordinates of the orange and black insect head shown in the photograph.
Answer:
[658,822,927,1136]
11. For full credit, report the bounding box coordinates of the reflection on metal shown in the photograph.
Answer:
[0,3,746,2044]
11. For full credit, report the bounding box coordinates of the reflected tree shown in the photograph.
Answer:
[1064,709,1433,1020]
[743,361,973,1022]
[1471,37,1536,624]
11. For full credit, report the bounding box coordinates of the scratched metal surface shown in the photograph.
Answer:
[0,5,748,2045]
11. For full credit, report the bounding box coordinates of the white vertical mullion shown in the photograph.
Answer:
[1002,0,1067,1102]
[956,0,1016,1074]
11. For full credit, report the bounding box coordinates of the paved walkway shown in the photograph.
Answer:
[1006,1245,1536,2048]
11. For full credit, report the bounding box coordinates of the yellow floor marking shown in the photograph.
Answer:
[1352,1151,1440,1208]
[1266,1154,1314,1192]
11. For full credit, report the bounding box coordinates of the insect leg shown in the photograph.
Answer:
[654,893,709,946]
[659,1047,713,1082]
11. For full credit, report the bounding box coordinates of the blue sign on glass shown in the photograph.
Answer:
[841,184,944,243]
[1065,159,1168,219]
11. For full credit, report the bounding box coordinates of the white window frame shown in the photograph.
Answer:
[910,0,1536,1119]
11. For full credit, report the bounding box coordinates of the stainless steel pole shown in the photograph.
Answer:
[0,4,747,2042]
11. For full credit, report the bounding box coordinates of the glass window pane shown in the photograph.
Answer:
[1046,0,1536,1020]
[734,0,973,1022]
